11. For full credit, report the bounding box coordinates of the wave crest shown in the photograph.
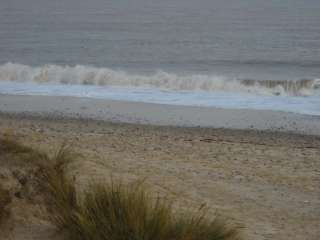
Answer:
[0,63,319,96]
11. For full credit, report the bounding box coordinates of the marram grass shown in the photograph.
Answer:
[40,148,242,240]
[0,137,242,240]
[0,184,11,225]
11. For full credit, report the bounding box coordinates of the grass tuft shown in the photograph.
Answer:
[37,145,78,231]
[0,136,48,163]
[0,137,35,154]
[71,183,174,240]
[0,138,242,240]
[0,184,11,226]
[41,162,242,240]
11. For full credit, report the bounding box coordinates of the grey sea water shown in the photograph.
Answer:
[0,0,320,114]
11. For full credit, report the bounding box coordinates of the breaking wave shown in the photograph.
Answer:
[0,63,319,96]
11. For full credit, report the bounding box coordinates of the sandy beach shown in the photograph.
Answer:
[0,95,319,240]
[2,0,320,239]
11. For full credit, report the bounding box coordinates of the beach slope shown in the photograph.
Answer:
[0,111,319,240]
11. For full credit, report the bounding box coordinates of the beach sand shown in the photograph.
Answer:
[0,95,320,240]
[1,94,320,135]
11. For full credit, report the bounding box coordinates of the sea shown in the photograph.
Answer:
[0,0,320,115]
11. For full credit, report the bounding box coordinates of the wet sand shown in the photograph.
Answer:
[1,94,320,135]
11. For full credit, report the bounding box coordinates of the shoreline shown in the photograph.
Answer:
[1,94,320,135]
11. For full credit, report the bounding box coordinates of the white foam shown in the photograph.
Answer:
[1,81,320,116]
[1,63,319,96]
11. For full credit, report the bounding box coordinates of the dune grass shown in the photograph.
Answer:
[40,148,242,240]
[43,175,242,240]
[0,136,36,154]
[0,184,11,226]
[38,145,78,231]
[0,137,242,240]
[0,136,48,164]
[75,183,241,240]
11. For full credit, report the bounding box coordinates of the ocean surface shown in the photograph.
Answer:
[0,0,320,115]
